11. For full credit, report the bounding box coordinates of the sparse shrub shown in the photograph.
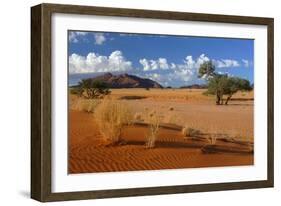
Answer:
[182,126,200,138]
[206,125,218,144]
[145,110,160,148]
[78,79,111,99]
[134,112,143,121]
[70,87,83,97]
[207,134,217,145]
[169,106,174,111]
[72,99,100,113]
[94,100,133,144]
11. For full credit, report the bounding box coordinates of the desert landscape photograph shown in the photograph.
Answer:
[68,31,254,174]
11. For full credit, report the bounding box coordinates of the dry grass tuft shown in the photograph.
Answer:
[94,100,133,144]
[134,112,143,121]
[182,126,201,138]
[145,110,161,148]
[207,134,217,145]
[71,98,100,113]
[206,124,218,145]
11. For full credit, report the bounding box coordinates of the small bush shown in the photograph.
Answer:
[182,126,200,138]
[72,99,100,113]
[70,87,83,97]
[206,124,218,144]
[94,100,133,143]
[134,112,143,121]
[145,110,160,148]
[78,79,111,99]
[207,134,217,145]
[169,106,174,111]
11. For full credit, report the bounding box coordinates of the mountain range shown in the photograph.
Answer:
[81,73,163,88]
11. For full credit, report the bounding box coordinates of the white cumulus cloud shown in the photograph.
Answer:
[139,54,211,72]
[69,50,250,87]
[69,31,88,43]
[138,54,245,86]
[69,50,132,74]
[139,54,209,86]
[242,59,250,67]
[139,58,169,71]
[69,31,106,45]
[214,59,240,68]
[94,33,106,45]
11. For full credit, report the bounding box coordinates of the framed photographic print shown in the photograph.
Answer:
[31,3,274,202]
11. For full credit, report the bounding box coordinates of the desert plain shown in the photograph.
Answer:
[68,88,254,174]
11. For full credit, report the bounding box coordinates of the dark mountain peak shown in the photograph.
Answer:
[118,73,130,78]
[84,73,163,89]
[103,72,113,78]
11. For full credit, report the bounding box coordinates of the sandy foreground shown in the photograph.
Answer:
[69,89,254,174]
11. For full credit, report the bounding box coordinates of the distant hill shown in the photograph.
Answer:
[180,84,208,89]
[79,73,163,88]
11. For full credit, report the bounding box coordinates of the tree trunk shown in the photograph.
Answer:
[216,93,221,105]
[225,95,232,105]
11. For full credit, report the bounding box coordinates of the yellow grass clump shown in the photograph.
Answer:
[207,134,217,145]
[182,125,200,138]
[134,112,143,121]
[71,98,100,113]
[145,110,161,148]
[94,100,133,144]
[207,124,218,145]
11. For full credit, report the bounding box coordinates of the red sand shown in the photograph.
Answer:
[69,110,253,174]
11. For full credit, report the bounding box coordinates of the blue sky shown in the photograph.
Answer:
[68,31,254,87]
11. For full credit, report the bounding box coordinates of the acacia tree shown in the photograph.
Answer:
[78,79,111,99]
[197,61,216,79]
[223,77,252,105]
[199,61,252,105]
[206,74,228,105]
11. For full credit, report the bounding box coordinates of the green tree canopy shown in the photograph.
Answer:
[199,61,252,105]
[198,61,216,79]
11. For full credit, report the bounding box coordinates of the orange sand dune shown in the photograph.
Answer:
[69,110,253,174]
